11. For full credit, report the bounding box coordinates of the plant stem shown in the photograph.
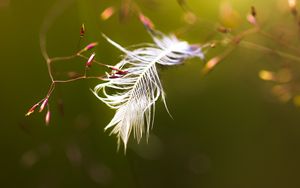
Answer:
[238,40,300,63]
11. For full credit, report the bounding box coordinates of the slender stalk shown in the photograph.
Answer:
[50,54,77,62]
[238,40,300,63]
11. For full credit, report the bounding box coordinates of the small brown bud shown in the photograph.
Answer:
[217,26,231,33]
[80,24,85,37]
[251,6,257,17]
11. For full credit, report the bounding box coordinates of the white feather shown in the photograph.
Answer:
[93,29,204,150]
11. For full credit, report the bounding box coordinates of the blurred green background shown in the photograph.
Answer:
[1,0,300,187]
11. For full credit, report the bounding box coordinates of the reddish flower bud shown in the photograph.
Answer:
[247,14,257,25]
[247,6,257,25]
[45,110,51,125]
[39,98,49,112]
[139,14,154,30]
[109,66,128,75]
[116,70,128,75]
[86,53,96,68]
[84,42,98,51]
[25,103,40,116]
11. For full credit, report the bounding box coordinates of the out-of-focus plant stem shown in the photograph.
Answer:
[238,40,300,63]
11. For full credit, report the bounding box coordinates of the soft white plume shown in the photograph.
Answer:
[93,29,204,150]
